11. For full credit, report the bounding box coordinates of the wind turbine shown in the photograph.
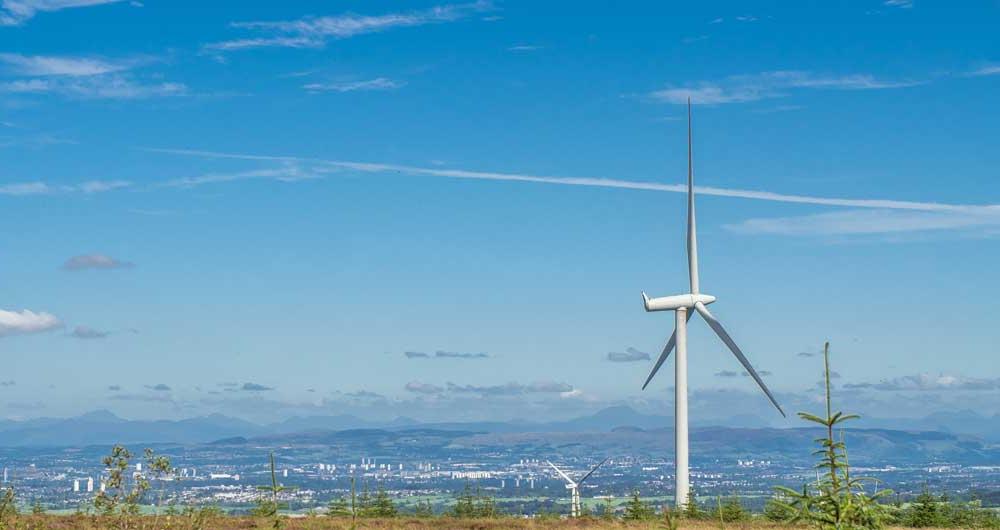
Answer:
[640,100,785,508]
[546,458,608,517]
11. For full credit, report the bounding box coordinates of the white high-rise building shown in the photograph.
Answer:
[282,469,288,478]
[2,467,7,483]
[135,463,142,472]
[72,479,80,492]
[86,477,94,493]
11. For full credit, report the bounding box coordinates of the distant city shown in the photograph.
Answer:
[1,412,997,515]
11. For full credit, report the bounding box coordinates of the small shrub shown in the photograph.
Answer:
[771,342,892,530]
[0,486,16,523]
[623,490,655,520]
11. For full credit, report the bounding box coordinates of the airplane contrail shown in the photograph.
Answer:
[146,147,997,214]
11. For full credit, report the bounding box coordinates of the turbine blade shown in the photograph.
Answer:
[694,302,785,417]
[687,99,700,294]
[577,457,609,485]
[641,310,693,390]
[547,461,575,484]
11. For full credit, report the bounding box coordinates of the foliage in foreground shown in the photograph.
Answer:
[769,342,892,530]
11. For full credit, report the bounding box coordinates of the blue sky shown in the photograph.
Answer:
[1,0,998,424]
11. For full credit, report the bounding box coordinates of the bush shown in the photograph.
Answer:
[896,490,1000,529]
[623,490,655,521]
[715,496,749,522]
[770,342,892,530]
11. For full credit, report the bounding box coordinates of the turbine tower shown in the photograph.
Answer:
[640,100,785,508]
[546,458,608,517]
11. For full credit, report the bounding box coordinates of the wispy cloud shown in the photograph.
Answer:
[969,64,1000,77]
[0,182,50,195]
[110,392,173,403]
[435,350,488,359]
[404,350,489,359]
[507,45,542,52]
[147,147,995,214]
[650,70,922,105]
[884,0,914,8]
[241,382,274,392]
[0,53,184,100]
[205,1,492,51]
[405,381,444,394]
[77,180,131,193]
[0,75,187,99]
[0,53,133,77]
[0,0,125,26]
[303,77,403,93]
[0,309,61,337]
[845,373,1000,391]
[62,253,134,271]
[607,347,651,362]
[70,325,109,339]
[0,180,130,196]
[162,166,322,188]
[146,383,171,392]
[445,381,573,396]
[726,208,1000,236]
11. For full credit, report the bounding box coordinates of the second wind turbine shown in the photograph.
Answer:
[640,101,786,508]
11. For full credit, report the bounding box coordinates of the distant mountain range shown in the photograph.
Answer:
[0,406,998,457]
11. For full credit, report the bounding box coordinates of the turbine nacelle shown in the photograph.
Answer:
[641,292,716,312]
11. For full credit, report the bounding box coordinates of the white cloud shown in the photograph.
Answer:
[303,77,403,93]
[405,381,444,394]
[726,208,1000,236]
[0,180,130,196]
[507,45,542,52]
[0,53,184,100]
[62,253,134,270]
[206,1,492,51]
[0,0,124,26]
[0,309,61,337]
[71,325,109,339]
[77,179,131,193]
[0,75,187,99]
[0,182,51,195]
[147,147,989,214]
[884,0,914,8]
[0,53,131,77]
[969,64,1000,77]
[846,373,1000,391]
[162,166,323,188]
[650,70,922,105]
[607,347,651,362]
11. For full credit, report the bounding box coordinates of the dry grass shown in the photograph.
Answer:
[0,515,952,530]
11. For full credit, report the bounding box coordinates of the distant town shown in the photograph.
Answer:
[2,429,997,515]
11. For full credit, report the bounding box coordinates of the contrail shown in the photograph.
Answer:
[145,147,996,213]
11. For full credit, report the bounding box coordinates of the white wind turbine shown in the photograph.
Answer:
[546,458,608,517]
[640,100,785,508]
